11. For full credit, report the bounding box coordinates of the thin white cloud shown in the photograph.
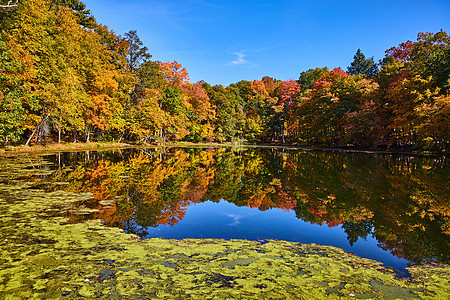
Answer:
[230,52,248,65]
[227,42,292,67]
[225,213,242,226]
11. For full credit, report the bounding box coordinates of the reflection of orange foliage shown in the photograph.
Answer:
[309,208,328,217]
[85,163,112,201]
[85,163,107,179]
[275,186,297,211]
[177,150,216,203]
[247,193,264,209]
[441,223,450,236]
[326,220,343,228]
[116,150,218,226]
[96,203,118,225]
[179,168,214,203]
[245,184,298,212]
[245,186,275,211]
[157,202,188,227]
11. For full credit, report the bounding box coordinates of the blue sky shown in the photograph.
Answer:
[83,0,449,86]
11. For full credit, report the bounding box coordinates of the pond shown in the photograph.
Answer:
[1,146,449,298]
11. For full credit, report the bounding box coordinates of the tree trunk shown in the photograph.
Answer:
[25,125,38,146]
[57,125,61,143]
[25,115,47,146]
[118,130,126,143]
[73,127,77,143]
[280,117,285,144]
[86,124,90,143]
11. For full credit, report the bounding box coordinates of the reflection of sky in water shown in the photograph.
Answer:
[142,200,409,273]
[224,213,245,226]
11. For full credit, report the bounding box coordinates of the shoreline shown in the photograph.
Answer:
[0,142,137,157]
[1,141,447,157]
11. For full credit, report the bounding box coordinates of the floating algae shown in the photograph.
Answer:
[0,155,449,299]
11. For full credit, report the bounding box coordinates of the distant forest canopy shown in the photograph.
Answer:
[0,0,449,150]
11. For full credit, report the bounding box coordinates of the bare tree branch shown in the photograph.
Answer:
[0,0,18,8]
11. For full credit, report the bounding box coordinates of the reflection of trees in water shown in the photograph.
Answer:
[275,150,449,264]
[342,220,374,246]
[45,148,449,263]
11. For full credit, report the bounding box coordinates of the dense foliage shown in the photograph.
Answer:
[0,0,449,151]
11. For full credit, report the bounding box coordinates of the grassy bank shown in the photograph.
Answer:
[0,142,137,157]
[0,141,244,157]
[1,140,446,158]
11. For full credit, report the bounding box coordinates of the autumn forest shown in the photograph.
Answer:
[1,0,449,151]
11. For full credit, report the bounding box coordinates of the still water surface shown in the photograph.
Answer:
[3,147,449,275]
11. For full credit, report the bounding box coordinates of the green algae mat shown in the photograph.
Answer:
[0,157,449,299]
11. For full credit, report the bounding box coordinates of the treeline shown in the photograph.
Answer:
[0,0,449,150]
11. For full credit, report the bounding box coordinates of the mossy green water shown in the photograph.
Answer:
[1,156,449,299]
